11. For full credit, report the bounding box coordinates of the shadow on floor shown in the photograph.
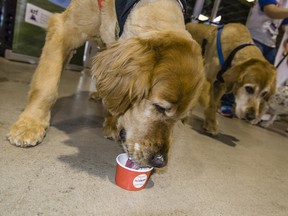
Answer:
[259,119,288,137]
[188,114,239,147]
[50,91,123,183]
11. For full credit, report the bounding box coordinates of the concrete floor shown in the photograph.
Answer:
[0,57,288,216]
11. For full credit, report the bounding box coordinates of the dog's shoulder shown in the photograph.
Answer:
[185,23,217,44]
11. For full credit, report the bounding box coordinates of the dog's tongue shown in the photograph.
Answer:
[125,158,140,169]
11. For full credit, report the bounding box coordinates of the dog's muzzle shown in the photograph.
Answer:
[119,128,167,168]
[148,154,167,168]
[244,107,257,121]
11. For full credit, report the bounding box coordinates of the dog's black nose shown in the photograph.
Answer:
[149,154,167,168]
[245,113,255,121]
[119,129,126,142]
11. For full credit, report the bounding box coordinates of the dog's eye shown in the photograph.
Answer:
[153,104,166,114]
[245,86,254,94]
[261,91,268,98]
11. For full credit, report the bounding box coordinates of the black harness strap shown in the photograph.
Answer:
[176,0,187,15]
[201,39,208,57]
[115,0,140,38]
[115,0,187,39]
[216,42,255,83]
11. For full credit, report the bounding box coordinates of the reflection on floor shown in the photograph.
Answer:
[0,57,287,216]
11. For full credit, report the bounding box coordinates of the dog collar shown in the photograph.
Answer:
[98,0,102,10]
[115,0,187,39]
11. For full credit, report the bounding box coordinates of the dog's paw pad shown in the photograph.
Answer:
[202,122,219,135]
[104,135,116,141]
[103,126,119,141]
[89,92,101,101]
[7,117,47,147]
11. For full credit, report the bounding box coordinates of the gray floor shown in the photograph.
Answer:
[0,57,288,216]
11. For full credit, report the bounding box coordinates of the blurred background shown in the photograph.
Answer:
[1,0,281,70]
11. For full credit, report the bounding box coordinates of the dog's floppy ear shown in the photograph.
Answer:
[226,58,276,95]
[92,38,155,115]
[223,58,256,92]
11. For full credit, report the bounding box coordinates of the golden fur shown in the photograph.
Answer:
[186,23,276,134]
[7,0,204,168]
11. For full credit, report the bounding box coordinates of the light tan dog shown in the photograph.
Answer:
[186,23,276,135]
[7,0,204,168]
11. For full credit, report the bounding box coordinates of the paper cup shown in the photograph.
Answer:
[115,153,153,191]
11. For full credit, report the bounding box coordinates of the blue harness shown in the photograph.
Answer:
[215,25,255,83]
[217,25,225,67]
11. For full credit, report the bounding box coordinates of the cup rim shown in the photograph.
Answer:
[116,153,153,172]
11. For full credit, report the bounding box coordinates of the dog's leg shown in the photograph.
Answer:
[251,99,269,125]
[7,1,100,147]
[103,111,119,141]
[203,81,226,134]
[89,91,102,101]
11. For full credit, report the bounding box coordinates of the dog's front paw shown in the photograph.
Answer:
[7,116,47,147]
[103,125,119,141]
[89,91,101,101]
[203,120,219,135]
[250,118,261,125]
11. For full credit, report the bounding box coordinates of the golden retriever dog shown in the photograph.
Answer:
[186,23,276,135]
[7,0,204,168]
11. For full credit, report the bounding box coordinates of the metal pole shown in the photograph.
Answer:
[210,0,221,22]
[191,0,205,23]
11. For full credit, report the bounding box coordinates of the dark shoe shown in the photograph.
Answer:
[219,105,233,118]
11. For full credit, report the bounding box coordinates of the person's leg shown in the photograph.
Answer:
[253,39,276,64]
[253,39,265,54]
[264,47,277,65]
